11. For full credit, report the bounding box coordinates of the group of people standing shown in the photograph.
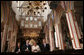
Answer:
[15,39,50,53]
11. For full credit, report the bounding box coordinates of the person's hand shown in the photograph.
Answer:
[16,51,20,53]
[16,51,19,53]
[25,48,29,51]
[34,49,37,51]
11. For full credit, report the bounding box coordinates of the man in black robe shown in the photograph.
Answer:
[22,39,31,52]
[15,42,22,53]
[41,39,50,52]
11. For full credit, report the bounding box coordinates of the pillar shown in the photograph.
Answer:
[9,31,13,52]
[54,23,64,50]
[75,21,81,39]
[49,28,55,51]
[1,23,8,52]
[54,10,64,50]
[74,14,82,39]
[7,31,11,52]
[48,19,55,51]
[45,32,49,44]
[9,31,16,52]
[44,24,49,44]
[65,10,81,49]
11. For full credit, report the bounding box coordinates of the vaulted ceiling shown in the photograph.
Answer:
[12,1,52,37]
[12,1,51,23]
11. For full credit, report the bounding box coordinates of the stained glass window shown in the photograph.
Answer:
[39,21,41,26]
[34,24,37,28]
[26,17,29,21]
[30,24,33,28]
[37,13,40,16]
[34,18,37,21]
[21,20,24,26]
[25,24,28,28]
[30,17,33,21]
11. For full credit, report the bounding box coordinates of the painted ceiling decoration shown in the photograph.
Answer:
[12,1,51,22]
[12,1,52,35]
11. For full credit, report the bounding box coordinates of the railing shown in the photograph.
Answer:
[1,49,83,54]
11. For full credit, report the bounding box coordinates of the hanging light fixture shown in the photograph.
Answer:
[34,12,36,15]
[27,6,30,8]
[29,2,31,5]
[36,6,39,10]
[44,7,47,9]
[43,3,46,5]
[38,12,40,14]
[42,10,44,12]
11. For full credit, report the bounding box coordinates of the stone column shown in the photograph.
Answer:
[74,14,82,39]
[54,10,64,50]
[45,32,48,44]
[44,25,49,44]
[75,21,81,39]
[49,28,53,51]
[9,31,13,52]
[65,10,81,49]
[54,23,64,50]
[9,31,17,52]
[1,23,8,52]
[14,31,17,52]
[48,18,55,51]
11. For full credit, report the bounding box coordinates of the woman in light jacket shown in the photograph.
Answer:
[32,41,41,53]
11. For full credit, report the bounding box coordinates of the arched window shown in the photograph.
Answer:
[26,17,29,21]
[34,18,37,21]
[21,20,24,26]
[25,24,28,28]
[30,17,33,21]
[38,21,41,26]
[34,24,37,28]
[30,24,33,28]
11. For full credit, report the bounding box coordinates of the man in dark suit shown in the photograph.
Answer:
[22,39,31,52]
[15,42,22,53]
[41,39,50,52]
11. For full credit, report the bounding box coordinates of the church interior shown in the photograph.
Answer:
[1,1,83,54]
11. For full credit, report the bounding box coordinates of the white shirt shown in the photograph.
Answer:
[32,45,41,53]
[18,48,20,52]
[43,43,46,47]
[16,48,20,53]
